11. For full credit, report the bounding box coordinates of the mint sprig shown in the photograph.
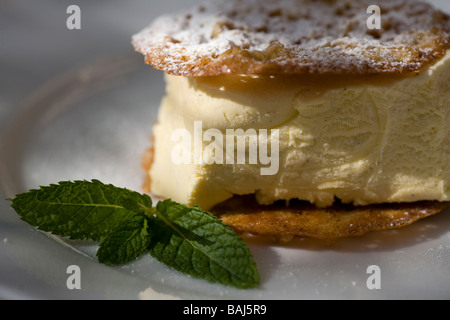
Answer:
[8,180,259,289]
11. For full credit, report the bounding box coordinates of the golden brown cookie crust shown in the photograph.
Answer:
[132,0,450,77]
[211,195,449,242]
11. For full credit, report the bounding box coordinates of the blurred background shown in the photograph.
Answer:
[0,0,205,129]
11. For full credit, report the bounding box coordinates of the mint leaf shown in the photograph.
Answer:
[9,181,260,289]
[149,199,260,289]
[97,214,151,265]
[10,180,152,241]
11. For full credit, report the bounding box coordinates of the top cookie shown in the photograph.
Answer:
[132,0,450,77]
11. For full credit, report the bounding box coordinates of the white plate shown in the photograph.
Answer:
[1,0,450,298]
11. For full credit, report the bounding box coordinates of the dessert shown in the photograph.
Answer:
[133,0,450,241]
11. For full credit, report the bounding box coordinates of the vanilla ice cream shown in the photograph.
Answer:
[149,51,450,210]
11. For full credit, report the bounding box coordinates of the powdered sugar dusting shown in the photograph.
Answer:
[132,0,450,76]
